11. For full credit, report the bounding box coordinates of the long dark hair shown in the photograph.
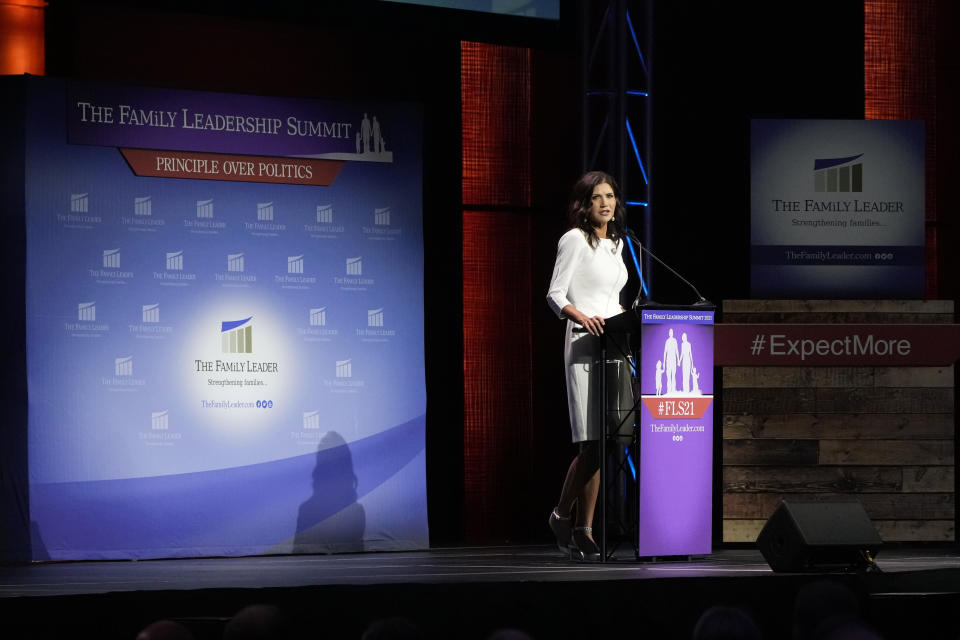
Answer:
[566,170,627,249]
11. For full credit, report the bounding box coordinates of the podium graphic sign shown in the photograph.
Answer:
[638,308,714,556]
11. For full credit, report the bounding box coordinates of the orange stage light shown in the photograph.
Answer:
[0,0,46,76]
[865,0,938,296]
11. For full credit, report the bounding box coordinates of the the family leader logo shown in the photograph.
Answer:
[221,316,253,353]
[67,301,108,337]
[142,409,182,446]
[293,410,323,445]
[71,193,89,213]
[103,248,121,269]
[60,193,100,228]
[151,411,169,430]
[813,153,863,193]
[135,196,152,216]
[78,301,96,321]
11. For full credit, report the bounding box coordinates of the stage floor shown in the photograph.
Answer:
[2,546,959,598]
[2,546,960,639]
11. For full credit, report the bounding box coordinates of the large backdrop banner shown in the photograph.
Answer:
[22,77,427,560]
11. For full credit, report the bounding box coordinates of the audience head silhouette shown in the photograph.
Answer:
[222,604,290,640]
[692,606,762,640]
[361,616,425,640]
[136,620,195,640]
[486,629,534,640]
[793,581,860,640]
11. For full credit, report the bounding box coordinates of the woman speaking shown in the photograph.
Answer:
[546,170,632,562]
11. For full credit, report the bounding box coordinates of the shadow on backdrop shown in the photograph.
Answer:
[292,431,365,554]
[29,521,49,562]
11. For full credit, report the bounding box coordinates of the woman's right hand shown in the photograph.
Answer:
[561,305,604,335]
[570,309,605,335]
[582,315,605,335]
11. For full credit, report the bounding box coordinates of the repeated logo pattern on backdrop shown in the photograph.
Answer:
[24,77,427,560]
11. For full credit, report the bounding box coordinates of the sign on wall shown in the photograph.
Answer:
[22,77,428,560]
[751,119,924,298]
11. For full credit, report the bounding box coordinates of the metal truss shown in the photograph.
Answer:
[580,0,652,296]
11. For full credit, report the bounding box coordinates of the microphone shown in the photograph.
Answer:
[625,228,713,307]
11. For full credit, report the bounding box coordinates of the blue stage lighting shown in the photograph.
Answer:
[625,235,649,296]
[625,11,647,74]
[625,118,649,185]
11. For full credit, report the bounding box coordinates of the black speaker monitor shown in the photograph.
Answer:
[757,500,882,572]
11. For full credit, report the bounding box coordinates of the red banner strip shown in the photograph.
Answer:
[119,148,344,186]
[641,397,713,420]
[715,324,960,366]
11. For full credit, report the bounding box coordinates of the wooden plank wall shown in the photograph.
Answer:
[721,300,956,543]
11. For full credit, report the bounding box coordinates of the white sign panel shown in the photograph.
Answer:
[751,119,924,298]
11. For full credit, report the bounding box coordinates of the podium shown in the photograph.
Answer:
[597,303,716,561]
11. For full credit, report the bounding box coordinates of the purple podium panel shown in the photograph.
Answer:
[638,308,715,557]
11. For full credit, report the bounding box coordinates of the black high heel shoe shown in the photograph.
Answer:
[548,509,572,553]
[570,527,601,563]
